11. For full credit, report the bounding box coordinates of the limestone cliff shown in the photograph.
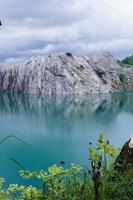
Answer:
[0,52,132,95]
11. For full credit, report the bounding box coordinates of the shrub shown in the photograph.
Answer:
[119,73,126,82]
[66,52,72,57]
[102,79,107,84]
[79,65,85,70]
[80,79,85,85]
[118,55,133,68]
[121,55,133,65]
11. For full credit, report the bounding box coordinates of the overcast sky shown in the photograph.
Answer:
[0,0,133,62]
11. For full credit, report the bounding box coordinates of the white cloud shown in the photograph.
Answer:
[0,0,133,62]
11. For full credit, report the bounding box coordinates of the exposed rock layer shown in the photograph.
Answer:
[0,52,133,95]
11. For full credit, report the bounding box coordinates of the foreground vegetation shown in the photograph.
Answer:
[0,133,133,200]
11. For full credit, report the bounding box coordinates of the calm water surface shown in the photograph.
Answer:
[0,92,133,186]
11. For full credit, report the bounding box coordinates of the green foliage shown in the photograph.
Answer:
[119,73,126,82]
[121,55,133,65]
[80,79,85,85]
[118,55,133,68]
[102,79,107,84]
[89,133,119,163]
[5,164,93,200]
[0,133,133,200]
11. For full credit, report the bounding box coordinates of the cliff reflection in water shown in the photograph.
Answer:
[0,92,132,117]
[0,92,133,187]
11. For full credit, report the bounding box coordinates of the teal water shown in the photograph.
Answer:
[0,92,133,186]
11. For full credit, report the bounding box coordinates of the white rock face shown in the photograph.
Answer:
[0,52,132,95]
[129,136,133,148]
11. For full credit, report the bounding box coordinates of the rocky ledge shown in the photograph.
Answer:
[0,52,133,95]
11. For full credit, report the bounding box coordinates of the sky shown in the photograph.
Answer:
[0,0,133,63]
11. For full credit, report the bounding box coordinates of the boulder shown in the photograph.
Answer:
[114,136,133,173]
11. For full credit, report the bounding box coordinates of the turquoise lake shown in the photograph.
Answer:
[0,92,133,186]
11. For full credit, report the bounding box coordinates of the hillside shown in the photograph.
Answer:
[0,52,133,95]
[118,55,133,68]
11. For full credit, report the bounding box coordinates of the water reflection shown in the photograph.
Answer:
[0,92,133,116]
[0,92,132,186]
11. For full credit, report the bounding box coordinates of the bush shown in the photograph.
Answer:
[122,55,133,65]
[119,73,126,82]
[102,79,107,84]
[79,65,85,70]
[80,79,85,85]
[66,52,72,57]
[118,55,133,68]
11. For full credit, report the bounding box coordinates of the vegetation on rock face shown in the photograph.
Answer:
[118,55,133,68]
[0,133,133,199]
[119,73,126,82]
[102,79,107,84]
[66,52,73,57]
